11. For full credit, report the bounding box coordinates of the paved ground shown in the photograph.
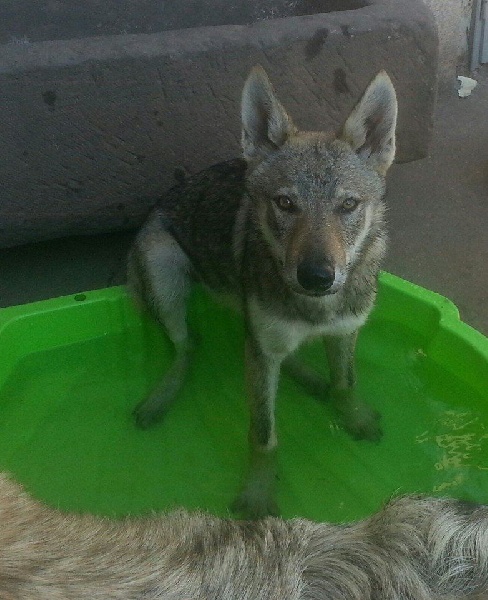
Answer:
[384,67,488,336]
[1,66,487,336]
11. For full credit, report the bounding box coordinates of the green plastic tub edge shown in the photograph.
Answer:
[0,272,487,522]
[2,271,485,396]
[0,287,128,384]
[374,272,488,397]
[1,270,486,352]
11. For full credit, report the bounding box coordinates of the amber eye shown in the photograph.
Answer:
[274,195,295,212]
[341,197,360,213]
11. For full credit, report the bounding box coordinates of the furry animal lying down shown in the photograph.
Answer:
[0,473,487,599]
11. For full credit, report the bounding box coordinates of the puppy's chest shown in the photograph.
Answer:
[248,297,368,356]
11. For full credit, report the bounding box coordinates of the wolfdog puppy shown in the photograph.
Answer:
[0,474,487,599]
[128,66,397,517]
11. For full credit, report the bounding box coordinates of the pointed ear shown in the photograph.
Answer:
[241,66,296,163]
[340,71,398,176]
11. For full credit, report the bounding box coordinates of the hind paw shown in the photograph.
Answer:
[330,390,382,442]
[133,390,171,429]
[342,405,382,442]
[133,402,165,429]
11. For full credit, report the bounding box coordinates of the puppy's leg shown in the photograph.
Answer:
[324,332,381,442]
[282,354,328,398]
[129,225,192,429]
[232,339,281,519]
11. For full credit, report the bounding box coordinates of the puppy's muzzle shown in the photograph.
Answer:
[297,261,335,296]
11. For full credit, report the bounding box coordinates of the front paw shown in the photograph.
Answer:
[331,390,382,442]
[231,487,280,520]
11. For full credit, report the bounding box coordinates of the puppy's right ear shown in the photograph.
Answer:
[241,66,296,163]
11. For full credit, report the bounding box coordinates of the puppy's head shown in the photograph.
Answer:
[241,67,397,297]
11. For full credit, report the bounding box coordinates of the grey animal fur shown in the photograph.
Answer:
[128,66,398,518]
[0,474,487,599]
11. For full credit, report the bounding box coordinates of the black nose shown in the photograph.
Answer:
[297,262,335,294]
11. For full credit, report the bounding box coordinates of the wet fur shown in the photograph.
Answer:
[0,474,487,599]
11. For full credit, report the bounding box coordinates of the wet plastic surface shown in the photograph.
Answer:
[0,272,486,522]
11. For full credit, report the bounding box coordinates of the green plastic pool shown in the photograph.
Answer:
[0,272,487,522]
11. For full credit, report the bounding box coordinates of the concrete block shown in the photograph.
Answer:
[0,0,438,247]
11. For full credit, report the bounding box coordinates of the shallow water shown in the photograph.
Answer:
[0,287,486,522]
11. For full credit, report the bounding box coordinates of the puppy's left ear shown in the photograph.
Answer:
[340,71,397,176]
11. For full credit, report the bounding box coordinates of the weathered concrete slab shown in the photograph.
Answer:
[0,0,438,247]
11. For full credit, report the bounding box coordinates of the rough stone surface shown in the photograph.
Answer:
[0,0,368,42]
[421,0,474,82]
[0,0,438,247]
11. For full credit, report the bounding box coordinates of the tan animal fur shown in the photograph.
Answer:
[0,474,487,599]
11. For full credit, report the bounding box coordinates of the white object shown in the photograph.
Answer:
[457,76,478,98]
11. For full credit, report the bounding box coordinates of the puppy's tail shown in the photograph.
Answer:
[303,495,488,600]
